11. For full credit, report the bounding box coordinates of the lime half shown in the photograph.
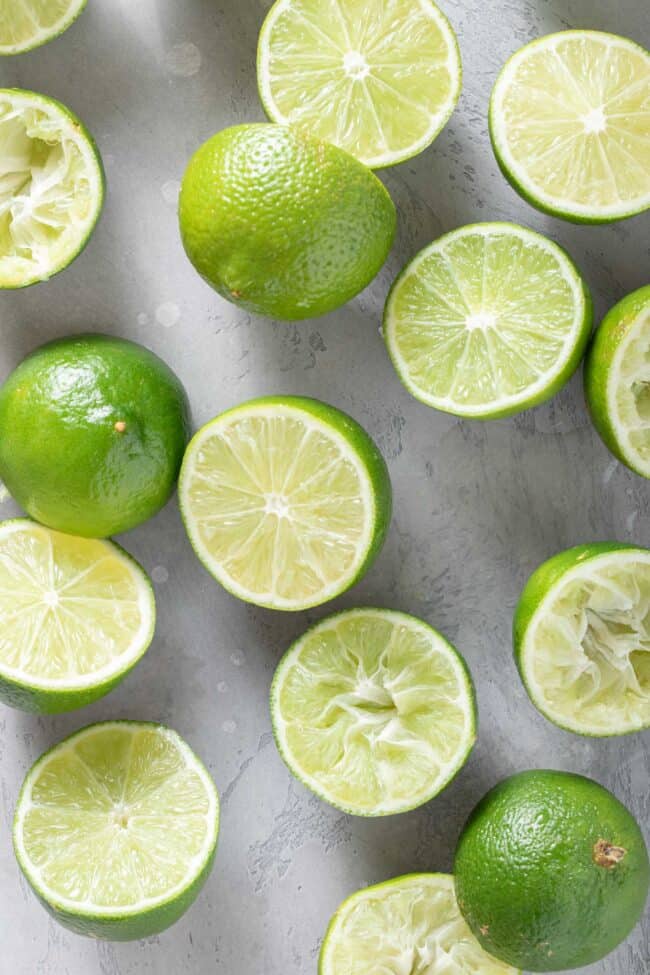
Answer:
[0,89,104,288]
[320,873,520,975]
[514,543,650,736]
[271,608,476,815]
[257,0,461,169]
[384,223,592,418]
[490,31,650,223]
[0,0,87,55]
[14,722,220,940]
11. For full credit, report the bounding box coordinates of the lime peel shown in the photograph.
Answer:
[0,0,87,55]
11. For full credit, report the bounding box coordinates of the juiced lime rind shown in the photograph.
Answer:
[585,285,650,478]
[179,397,392,612]
[489,31,650,224]
[13,721,220,941]
[271,607,477,816]
[257,0,462,170]
[384,222,593,418]
[0,88,104,288]
[0,0,87,55]
[514,542,650,736]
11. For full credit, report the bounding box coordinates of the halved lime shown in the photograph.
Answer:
[320,873,520,974]
[384,223,592,418]
[257,0,461,169]
[0,88,104,288]
[179,397,391,612]
[514,543,650,736]
[271,608,476,815]
[0,519,156,713]
[585,285,650,479]
[14,721,220,940]
[490,31,650,223]
[0,0,87,55]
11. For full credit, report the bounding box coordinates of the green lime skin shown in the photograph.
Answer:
[0,335,191,537]
[178,123,396,320]
[584,285,650,477]
[454,770,650,971]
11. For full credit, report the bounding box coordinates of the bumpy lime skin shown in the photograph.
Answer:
[178,124,396,320]
[585,285,650,478]
[0,335,191,538]
[454,770,650,971]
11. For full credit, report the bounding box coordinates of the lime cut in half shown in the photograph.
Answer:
[14,722,220,940]
[0,520,156,713]
[585,285,650,479]
[0,0,87,55]
[320,873,520,975]
[384,223,592,419]
[514,543,650,736]
[271,608,476,815]
[490,31,650,223]
[179,397,391,612]
[257,0,461,169]
[0,88,104,288]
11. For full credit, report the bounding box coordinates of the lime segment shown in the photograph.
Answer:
[0,0,86,54]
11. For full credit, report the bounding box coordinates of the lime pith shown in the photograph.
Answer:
[0,0,87,55]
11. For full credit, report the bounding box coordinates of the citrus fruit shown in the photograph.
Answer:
[490,31,650,223]
[179,397,391,611]
[13,721,220,940]
[0,519,155,714]
[178,123,396,320]
[0,334,191,538]
[271,608,476,815]
[384,222,592,418]
[0,0,87,55]
[585,285,650,478]
[513,543,650,736]
[257,0,461,169]
[454,769,650,972]
[319,873,520,975]
[0,89,103,287]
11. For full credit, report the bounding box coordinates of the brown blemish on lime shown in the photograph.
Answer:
[593,839,626,868]
[479,925,489,936]
[231,289,243,299]
[114,421,127,433]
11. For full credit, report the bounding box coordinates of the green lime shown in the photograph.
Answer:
[0,0,87,54]
[179,397,391,611]
[0,88,104,287]
[585,285,650,478]
[320,873,520,975]
[454,769,650,971]
[271,608,476,815]
[490,31,650,223]
[513,543,650,736]
[384,223,592,418]
[13,721,220,940]
[0,519,155,713]
[178,123,396,320]
[0,334,191,538]
[257,0,461,169]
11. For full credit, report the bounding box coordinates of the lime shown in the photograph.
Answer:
[178,123,396,320]
[0,519,155,714]
[13,721,220,940]
[384,223,592,418]
[271,608,476,815]
[513,543,650,736]
[320,873,520,975]
[0,0,87,55]
[490,31,650,223]
[257,0,461,169]
[585,285,650,478]
[0,334,191,538]
[179,397,391,611]
[0,89,103,287]
[454,769,649,971]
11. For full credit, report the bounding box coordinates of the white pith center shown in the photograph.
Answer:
[265,493,290,518]
[343,50,370,80]
[582,106,607,134]
[42,590,59,608]
[111,805,130,829]
[466,311,497,331]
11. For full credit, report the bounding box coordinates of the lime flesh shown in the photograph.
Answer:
[0,0,87,54]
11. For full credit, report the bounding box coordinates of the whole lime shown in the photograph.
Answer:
[0,335,191,537]
[454,769,649,971]
[178,123,396,320]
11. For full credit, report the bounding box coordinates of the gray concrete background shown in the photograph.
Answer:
[0,1,648,972]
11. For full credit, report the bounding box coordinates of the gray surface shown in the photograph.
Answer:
[0,0,648,972]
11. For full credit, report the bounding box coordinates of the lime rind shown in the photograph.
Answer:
[0,0,87,55]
